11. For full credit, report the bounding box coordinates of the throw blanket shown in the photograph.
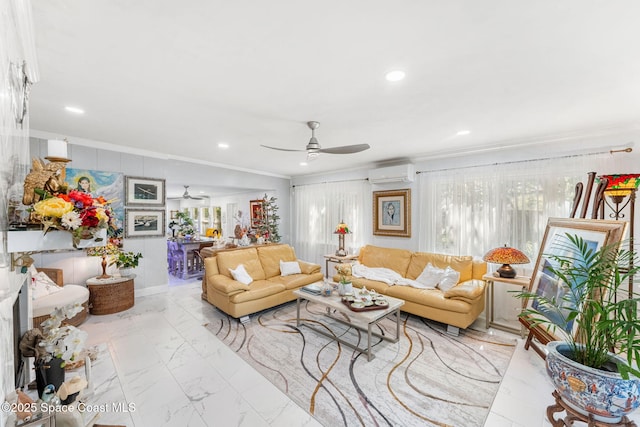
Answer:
[351,264,432,289]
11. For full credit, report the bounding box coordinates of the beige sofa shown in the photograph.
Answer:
[333,245,487,333]
[203,244,323,321]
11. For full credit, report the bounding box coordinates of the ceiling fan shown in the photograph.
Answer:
[168,185,205,200]
[261,121,370,160]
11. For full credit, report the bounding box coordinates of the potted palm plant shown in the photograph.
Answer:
[516,233,640,423]
[110,251,143,277]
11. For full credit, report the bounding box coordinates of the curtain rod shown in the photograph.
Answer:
[415,147,625,174]
[291,177,369,188]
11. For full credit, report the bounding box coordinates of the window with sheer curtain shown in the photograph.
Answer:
[418,154,614,265]
[291,180,369,268]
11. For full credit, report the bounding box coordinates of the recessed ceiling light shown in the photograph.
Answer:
[64,106,85,114]
[218,142,229,149]
[456,130,471,136]
[300,162,308,166]
[385,70,405,82]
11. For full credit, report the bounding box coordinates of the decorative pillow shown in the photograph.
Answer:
[280,260,301,276]
[437,267,461,291]
[30,272,63,300]
[229,264,253,285]
[415,263,443,288]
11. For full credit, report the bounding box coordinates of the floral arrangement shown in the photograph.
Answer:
[169,211,196,237]
[335,263,352,284]
[334,221,350,234]
[38,303,88,365]
[30,189,117,248]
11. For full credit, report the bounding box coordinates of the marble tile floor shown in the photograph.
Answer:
[77,279,640,427]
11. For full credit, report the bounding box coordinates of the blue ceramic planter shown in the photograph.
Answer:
[546,341,640,423]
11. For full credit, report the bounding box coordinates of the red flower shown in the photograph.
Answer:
[68,190,94,207]
[80,208,100,227]
[57,193,71,202]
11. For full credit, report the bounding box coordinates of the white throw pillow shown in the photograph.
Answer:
[415,263,443,289]
[229,264,253,285]
[30,272,63,300]
[280,260,301,276]
[437,267,461,291]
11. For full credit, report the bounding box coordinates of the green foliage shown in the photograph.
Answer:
[515,233,640,379]
[169,211,195,235]
[110,251,143,268]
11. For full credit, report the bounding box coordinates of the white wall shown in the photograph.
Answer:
[29,137,291,291]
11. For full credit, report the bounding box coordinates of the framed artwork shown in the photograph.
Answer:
[125,176,166,207]
[250,199,265,228]
[522,217,627,342]
[66,168,124,239]
[124,209,166,238]
[373,189,411,237]
[170,210,179,220]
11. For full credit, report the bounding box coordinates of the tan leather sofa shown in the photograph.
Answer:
[333,245,487,333]
[203,244,323,321]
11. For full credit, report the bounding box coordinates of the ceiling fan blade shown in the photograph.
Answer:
[260,144,306,152]
[318,144,370,154]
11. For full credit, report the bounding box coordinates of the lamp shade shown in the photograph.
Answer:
[483,245,530,278]
[334,221,350,234]
[598,174,640,197]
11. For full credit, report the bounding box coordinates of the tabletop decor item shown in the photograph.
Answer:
[86,242,121,279]
[482,244,530,278]
[335,263,353,295]
[109,250,143,277]
[516,227,640,423]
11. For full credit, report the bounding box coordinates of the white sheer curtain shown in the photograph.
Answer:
[418,153,616,267]
[292,180,369,270]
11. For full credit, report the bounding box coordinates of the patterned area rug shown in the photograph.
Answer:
[204,299,516,427]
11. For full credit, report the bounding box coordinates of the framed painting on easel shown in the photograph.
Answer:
[519,217,627,358]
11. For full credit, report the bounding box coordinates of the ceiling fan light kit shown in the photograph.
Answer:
[261,121,371,158]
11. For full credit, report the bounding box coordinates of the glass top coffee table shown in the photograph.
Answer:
[293,288,405,361]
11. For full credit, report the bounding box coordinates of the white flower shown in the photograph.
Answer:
[38,303,87,364]
[61,211,82,229]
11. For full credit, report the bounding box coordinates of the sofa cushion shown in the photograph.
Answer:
[257,245,297,278]
[280,260,301,276]
[406,252,473,283]
[229,264,253,285]
[268,272,324,290]
[415,263,442,288]
[32,285,89,318]
[437,267,461,291]
[229,280,286,303]
[443,279,485,301]
[384,285,470,314]
[31,272,63,299]
[216,248,266,280]
[359,245,413,276]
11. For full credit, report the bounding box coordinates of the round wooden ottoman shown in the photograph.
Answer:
[86,275,135,315]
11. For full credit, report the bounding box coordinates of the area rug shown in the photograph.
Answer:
[203,300,516,427]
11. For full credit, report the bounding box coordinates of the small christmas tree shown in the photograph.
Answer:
[259,194,280,242]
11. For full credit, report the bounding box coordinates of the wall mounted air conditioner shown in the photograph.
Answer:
[368,164,415,184]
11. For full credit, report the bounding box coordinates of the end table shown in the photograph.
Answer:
[483,273,530,336]
[86,275,135,315]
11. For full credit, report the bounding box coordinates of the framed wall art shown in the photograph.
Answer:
[125,176,166,207]
[249,199,265,228]
[520,217,627,349]
[124,209,166,238]
[373,189,411,237]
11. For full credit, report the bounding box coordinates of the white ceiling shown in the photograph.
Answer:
[29,1,640,190]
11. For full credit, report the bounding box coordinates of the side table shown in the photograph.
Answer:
[483,273,530,336]
[86,275,135,315]
[323,254,358,278]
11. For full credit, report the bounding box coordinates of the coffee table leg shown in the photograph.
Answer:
[367,324,373,361]
[395,308,400,341]
[296,297,301,327]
